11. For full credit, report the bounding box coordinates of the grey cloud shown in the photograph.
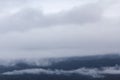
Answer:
[0,23,120,58]
[0,0,120,58]
[0,1,102,33]
[0,8,44,33]
[58,3,102,24]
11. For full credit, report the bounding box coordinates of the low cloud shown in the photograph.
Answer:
[2,65,120,78]
[0,57,64,67]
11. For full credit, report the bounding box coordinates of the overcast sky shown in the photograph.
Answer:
[0,0,120,59]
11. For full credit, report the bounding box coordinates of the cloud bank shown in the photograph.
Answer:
[0,57,65,67]
[3,65,120,78]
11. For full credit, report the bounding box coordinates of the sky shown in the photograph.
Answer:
[0,0,120,59]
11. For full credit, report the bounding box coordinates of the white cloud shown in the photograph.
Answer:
[3,65,120,78]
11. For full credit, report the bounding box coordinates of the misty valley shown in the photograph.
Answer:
[0,54,120,80]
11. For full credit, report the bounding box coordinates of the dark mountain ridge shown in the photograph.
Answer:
[0,53,120,80]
